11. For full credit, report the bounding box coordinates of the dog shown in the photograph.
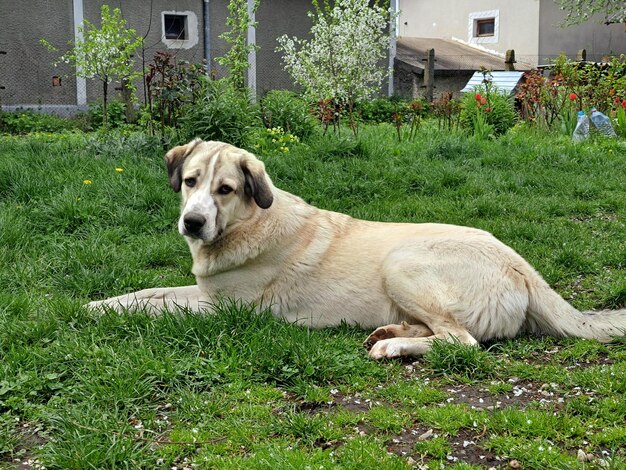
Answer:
[87,139,626,359]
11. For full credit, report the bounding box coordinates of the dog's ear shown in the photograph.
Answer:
[164,138,202,192]
[241,156,273,209]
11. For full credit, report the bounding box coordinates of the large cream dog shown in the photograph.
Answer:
[88,139,626,359]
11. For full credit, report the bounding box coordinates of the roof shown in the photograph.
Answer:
[395,37,532,72]
[461,71,526,94]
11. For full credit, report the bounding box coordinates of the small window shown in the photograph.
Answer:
[476,18,495,37]
[164,14,187,40]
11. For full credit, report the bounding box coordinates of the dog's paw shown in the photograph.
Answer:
[83,299,124,313]
[368,338,406,360]
[364,321,433,350]
[84,300,105,311]
[363,326,397,349]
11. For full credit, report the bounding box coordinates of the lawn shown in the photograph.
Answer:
[1,124,626,469]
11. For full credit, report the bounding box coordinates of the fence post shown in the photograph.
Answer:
[576,49,587,61]
[505,49,516,71]
[422,48,435,102]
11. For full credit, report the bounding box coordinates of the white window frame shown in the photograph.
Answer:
[468,10,499,45]
[161,10,199,49]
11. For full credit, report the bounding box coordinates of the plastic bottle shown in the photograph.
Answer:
[590,108,617,137]
[572,111,590,143]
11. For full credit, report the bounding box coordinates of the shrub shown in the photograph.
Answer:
[145,52,206,129]
[516,55,626,132]
[357,97,404,124]
[88,101,127,129]
[0,111,80,134]
[179,78,260,148]
[260,90,316,140]
[460,86,516,136]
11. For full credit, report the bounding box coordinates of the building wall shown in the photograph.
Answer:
[0,0,77,107]
[82,0,212,104]
[538,1,626,62]
[398,0,541,62]
[256,0,312,95]
[1,0,388,110]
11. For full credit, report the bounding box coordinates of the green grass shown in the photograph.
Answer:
[1,124,626,468]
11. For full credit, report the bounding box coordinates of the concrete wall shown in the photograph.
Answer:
[538,1,626,62]
[398,0,541,62]
[393,61,472,100]
[256,0,313,96]
[0,0,77,107]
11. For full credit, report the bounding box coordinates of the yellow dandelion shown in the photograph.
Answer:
[83,180,92,185]
[115,167,124,172]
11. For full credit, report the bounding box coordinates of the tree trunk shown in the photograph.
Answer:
[102,80,108,129]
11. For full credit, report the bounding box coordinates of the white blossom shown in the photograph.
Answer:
[277,0,395,106]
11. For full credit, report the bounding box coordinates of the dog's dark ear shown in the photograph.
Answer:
[241,156,273,209]
[164,138,202,192]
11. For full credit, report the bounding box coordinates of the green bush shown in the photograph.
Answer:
[179,78,260,148]
[0,110,80,134]
[88,101,127,129]
[460,86,517,136]
[357,97,407,124]
[260,90,316,140]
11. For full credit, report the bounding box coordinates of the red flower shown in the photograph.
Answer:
[480,97,487,105]
[474,93,482,101]
[569,93,577,101]
[485,107,492,112]
[622,100,626,108]
[614,97,622,104]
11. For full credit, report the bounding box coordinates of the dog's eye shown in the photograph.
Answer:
[184,177,197,188]
[218,185,233,195]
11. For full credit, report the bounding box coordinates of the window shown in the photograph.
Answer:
[468,10,499,44]
[164,14,187,40]
[476,18,495,37]
[161,11,199,49]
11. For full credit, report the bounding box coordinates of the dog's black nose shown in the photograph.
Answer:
[183,213,206,234]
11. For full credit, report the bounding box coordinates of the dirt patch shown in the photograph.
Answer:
[442,380,565,411]
[386,426,505,468]
[4,422,48,470]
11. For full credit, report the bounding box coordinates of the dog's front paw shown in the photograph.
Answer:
[84,298,125,313]
[84,300,105,311]
[368,338,405,360]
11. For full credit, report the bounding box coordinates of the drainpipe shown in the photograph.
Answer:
[72,0,87,107]
[203,0,211,76]
[388,0,398,97]
[247,0,257,101]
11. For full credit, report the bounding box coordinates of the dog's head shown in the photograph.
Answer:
[164,139,274,243]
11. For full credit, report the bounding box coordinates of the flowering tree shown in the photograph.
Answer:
[277,0,394,134]
[41,5,143,128]
[558,0,626,25]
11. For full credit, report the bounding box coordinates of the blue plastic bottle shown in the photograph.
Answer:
[572,111,589,143]
[590,108,617,137]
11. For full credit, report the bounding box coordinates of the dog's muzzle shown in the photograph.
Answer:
[182,212,206,236]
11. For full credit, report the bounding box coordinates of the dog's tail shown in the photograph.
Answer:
[526,280,626,342]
